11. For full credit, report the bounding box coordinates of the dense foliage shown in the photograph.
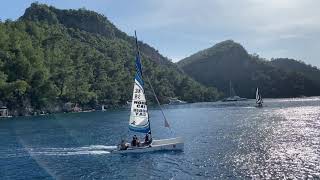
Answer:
[178,40,320,98]
[270,58,320,86]
[0,3,221,115]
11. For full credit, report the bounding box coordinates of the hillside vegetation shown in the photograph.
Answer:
[0,3,220,115]
[178,40,320,98]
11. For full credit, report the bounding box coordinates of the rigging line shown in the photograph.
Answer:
[146,76,173,134]
[134,30,173,135]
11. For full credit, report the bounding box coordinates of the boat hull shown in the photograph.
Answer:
[222,96,247,102]
[111,137,184,154]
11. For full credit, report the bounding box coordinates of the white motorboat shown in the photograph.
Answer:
[111,31,184,154]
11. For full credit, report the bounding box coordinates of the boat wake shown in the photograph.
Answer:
[26,145,117,156]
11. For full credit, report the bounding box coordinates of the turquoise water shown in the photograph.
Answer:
[0,98,319,179]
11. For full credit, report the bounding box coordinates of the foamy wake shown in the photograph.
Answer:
[26,145,117,156]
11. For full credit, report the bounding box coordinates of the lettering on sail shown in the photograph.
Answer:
[133,87,147,116]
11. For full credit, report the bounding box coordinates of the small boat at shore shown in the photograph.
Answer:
[168,97,187,105]
[111,31,183,154]
[0,106,12,118]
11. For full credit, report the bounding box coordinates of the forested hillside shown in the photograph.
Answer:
[270,58,320,86]
[178,40,320,98]
[0,3,220,116]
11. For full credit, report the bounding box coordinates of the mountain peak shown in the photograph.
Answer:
[206,40,247,56]
[19,3,172,65]
[20,2,121,38]
[177,40,320,98]
[178,40,248,67]
[20,3,59,24]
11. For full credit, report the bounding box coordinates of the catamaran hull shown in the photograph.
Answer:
[111,137,184,154]
[256,104,263,108]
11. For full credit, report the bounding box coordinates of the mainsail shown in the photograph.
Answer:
[256,87,263,104]
[129,32,150,133]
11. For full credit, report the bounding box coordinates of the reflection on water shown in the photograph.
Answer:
[0,98,319,179]
[232,105,320,179]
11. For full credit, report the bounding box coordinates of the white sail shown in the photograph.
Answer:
[256,87,263,105]
[128,52,150,133]
[111,31,184,154]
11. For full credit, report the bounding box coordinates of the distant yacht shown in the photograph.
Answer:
[255,87,263,107]
[168,97,187,105]
[222,81,247,102]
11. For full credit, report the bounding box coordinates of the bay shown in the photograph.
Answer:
[0,97,319,179]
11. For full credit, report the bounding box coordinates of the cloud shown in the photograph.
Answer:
[114,0,319,67]
[10,0,318,67]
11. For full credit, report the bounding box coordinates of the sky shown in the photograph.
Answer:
[1,0,320,67]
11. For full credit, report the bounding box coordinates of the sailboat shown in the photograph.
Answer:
[222,81,247,102]
[111,31,184,154]
[255,87,263,107]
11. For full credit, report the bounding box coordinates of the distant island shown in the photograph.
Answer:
[0,3,220,116]
[1,3,319,117]
[177,40,320,98]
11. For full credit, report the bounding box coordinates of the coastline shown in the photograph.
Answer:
[2,96,320,118]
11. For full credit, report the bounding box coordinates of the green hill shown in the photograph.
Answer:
[270,58,320,85]
[177,40,320,98]
[0,3,220,116]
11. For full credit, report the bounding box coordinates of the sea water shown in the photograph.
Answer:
[0,98,319,179]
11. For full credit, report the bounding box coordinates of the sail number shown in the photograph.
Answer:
[133,100,147,116]
[134,89,141,93]
[132,86,147,116]
[134,88,142,99]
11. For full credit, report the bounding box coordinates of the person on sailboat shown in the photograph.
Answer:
[144,133,150,145]
[131,135,141,147]
[136,136,141,147]
[131,135,137,146]
[120,140,129,150]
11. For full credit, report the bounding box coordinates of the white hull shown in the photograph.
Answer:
[168,98,187,105]
[111,137,184,154]
[222,96,247,102]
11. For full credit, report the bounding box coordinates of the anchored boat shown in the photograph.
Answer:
[222,81,247,102]
[168,97,187,105]
[111,31,184,154]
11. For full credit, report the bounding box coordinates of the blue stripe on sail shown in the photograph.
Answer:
[134,55,144,86]
[129,125,150,133]
[135,55,142,76]
[135,64,142,77]
[135,73,144,86]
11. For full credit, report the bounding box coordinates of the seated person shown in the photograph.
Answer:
[136,137,140,147]
[119,140,128,150]
[144,133,150,145]
[131,135,137,146]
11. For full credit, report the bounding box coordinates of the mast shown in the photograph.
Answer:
[229,80,236,97]
[134,31,152,136]
[229,80,232,97]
